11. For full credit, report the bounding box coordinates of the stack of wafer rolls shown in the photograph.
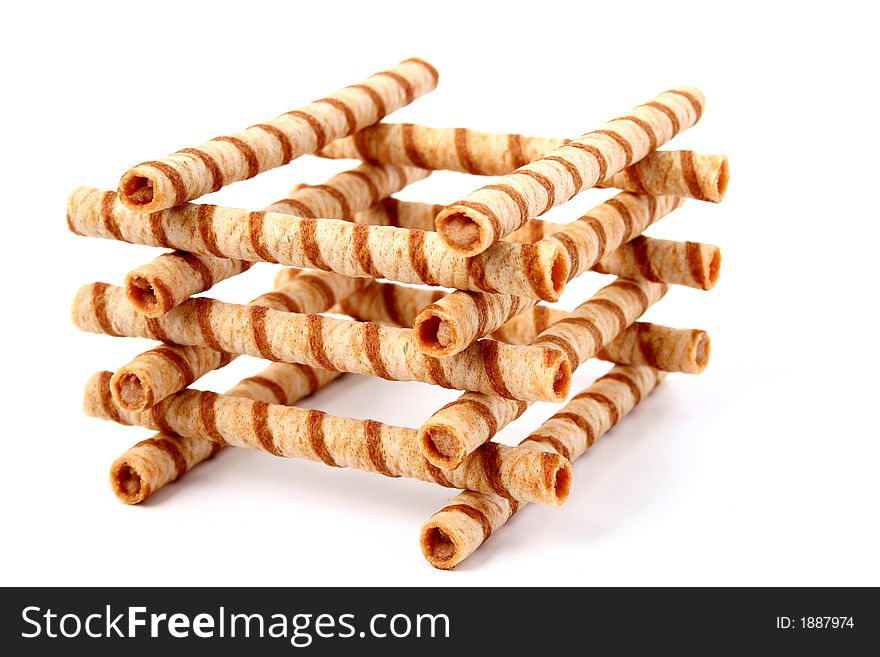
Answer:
[67,63,726,569]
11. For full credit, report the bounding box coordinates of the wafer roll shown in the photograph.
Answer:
[123,164,429,316]
[415,192,682,357]
[418,278,665,468]
[73,284,571,402]
[68,188,570,301]
[353,198,442,230]
[594,237,721,290]
[421,365,664,568]
[435,86,705,255]
[110,362,339,504]
[117,58,438,212]
[322,124,729,203]
[109,270,367,410]
[86,373,572,506]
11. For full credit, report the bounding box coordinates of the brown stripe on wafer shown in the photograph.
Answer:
[376,70,414,103]
[457,398,499,436]
[634,323,661,368]
[454,128,480,174]
[536,334,579,369]
[478,340,513,399]
[589,298,627,333]
[455,201,502,240]
[524,434,573,460]
[594,129,634,168]
[425,459,453,487]
[97,371,126,425]
[148,212,171,248]
[299,218,331,270]
[155,346,196,386]
[545,155,584,195]
[248,211,278,263]
[346,170,380,205]
[471,294,490,335]
[556,316,604,352]
[193,297,225,352]
[299,273,337,309]
[384,198,401,226]
[365,420,397,478]
[363,322,392,380]
[534,305,552,334]
[613,279,651,312]
[521,243,551,298]
[306,314,337,371]
[257,291,301,312]
[352,130,378,164]
[350,84,386,121]
[605,197,634,238]
[306,409,339,467]
[145,317,172,343]
[401,123,429,169]
[353,224,380,277]
[578,215,608,257]
[177,147,225,191]
[441,504,492,542]
[211,136,259,179]
[286,110,327,150]
[401,57,440,85]
[603,371,642,405]
[311,184,353,219]
[142,160,187,206]
[424,356,453,389]
[151,436,189,480]
[465,254,499,294]
[382,284,404,327]
[666,89,703,120]
[91,282,121,337]
[198,391,226,444]
[407,230,437,285]
[618,115,658,151]
[552,411,594,438]
[644,100,680,134]
[622,161,649,194]
[166,251,215,289]
[629,236,660,281]
[196,204,225,257]
[508,133,529,168]
[567,142,608,180]
[252,401,283,456]
[679,150,705,200]
[645,194,659,224]
[574,391,619,427]
[513,169,556,214]
[248,124,293,166]
[685,241,708,288]
[294,362,320,395]
[479,442,515,503]
[218,352,235,368]
[100,191,124,242]
[483,184,528,226]
[149,403,177,437]
[250,305,278,360]
[240,375,287,404]
[552,232,580,281]
[314,97,357,133]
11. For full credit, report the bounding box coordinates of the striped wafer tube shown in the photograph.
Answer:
[85,373,573,507]
[353,197,442,230]
[273,268,447,329]
[110,269,366,410]
[117,58,438,212]
[421,364,665,568]
[123,163,430,316]
[110,362,339,504]
[418,278,665,468]
[67,188,569,301]
[435,86,705,255]
[321,123,728,203]
[593,237,721,291]
[415,192,682,357]
[73,284,571,402]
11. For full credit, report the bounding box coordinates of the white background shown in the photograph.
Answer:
[1,0,877,586]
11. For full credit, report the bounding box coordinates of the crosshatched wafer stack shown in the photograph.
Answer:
[68,57,727,569]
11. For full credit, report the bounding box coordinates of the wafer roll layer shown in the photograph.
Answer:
[435,86,705,255]
[110,270,366,410]
[122,164,429,316]
[418,277,665,468]
[68,188,570,301]
[421,365,665,568]
[73,284,571,402]
[321,124,728,203]
[110,362,339,504]
[594,237,721,290]
[415,193,682,357]
[87,374,572,506]
[117,58,438,212]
